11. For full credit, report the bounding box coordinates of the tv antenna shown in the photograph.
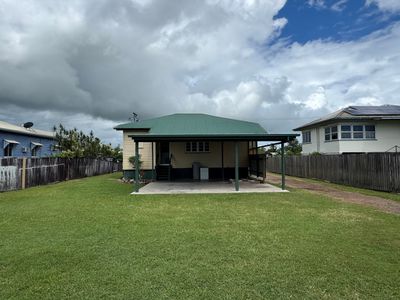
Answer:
[129,112,139,122]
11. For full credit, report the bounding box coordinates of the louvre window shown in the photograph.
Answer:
[341,125,351,139]
[185,142,210,153]
[340,124,376,140]
[365,125,376,139]
[302,131,311,143]
[353,125,364,139]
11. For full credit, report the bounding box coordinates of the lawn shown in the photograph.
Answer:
[0,173,399,299]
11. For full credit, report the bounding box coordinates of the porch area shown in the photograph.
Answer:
[134,180,286,194]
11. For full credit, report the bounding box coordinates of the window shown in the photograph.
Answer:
[353,125,364,139]
[4,144,13,156]
[302,131,311,144]
[365,125,376,139]
[325,126,338,141]
[31,147,39,156]
[331,126,338,140]
[185,141,210,153]
[325,127,331,141]
[341,125,351,139]
[340,124,376,140]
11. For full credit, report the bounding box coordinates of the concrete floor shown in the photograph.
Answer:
[132,180,287,194]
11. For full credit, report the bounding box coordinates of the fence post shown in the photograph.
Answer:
[21,157,27,189]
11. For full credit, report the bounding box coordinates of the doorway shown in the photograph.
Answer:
[158,142,170,165]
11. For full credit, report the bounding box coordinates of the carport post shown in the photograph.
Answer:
[151,142,155,181]
[235,142,239,191]
[280,141,285,190]
[134,141,140,193]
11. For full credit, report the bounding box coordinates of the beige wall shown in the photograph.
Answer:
[170,141,248,168]
[122,131,249,170]
[301,120,400,154]
[122,130,155,170]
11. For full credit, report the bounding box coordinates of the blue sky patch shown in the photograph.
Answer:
[276,0,400,43]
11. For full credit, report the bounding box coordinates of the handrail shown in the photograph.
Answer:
[385,145,399,153]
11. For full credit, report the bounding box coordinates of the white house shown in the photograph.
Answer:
[294,105,400,154]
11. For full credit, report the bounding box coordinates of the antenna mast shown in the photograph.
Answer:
[129,112,139,123]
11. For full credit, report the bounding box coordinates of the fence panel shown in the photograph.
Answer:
[266,153,400,193]
[0,158,121,192]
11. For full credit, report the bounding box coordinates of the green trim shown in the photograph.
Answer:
[281,142,285,190]
[129,134,298,142]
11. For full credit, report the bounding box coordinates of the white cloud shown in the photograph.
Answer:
[366,0,400,12]
[307,0,326,9]
[0,0,399,144]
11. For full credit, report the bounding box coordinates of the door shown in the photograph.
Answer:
[159,142,170,165]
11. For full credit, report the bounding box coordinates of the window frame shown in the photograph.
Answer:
[185,141,210,153]
[4,144,14,157]
[31,146,41,157]
[324,125,338,142]
[302,131,311,144]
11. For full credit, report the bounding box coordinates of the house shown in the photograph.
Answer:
[0,120,58,158]
[294,105,400,154]
[114,113,297,192]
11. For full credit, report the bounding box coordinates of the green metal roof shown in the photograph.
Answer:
[114,113,267,135]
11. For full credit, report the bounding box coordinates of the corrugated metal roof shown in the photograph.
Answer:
[0,120,55,139]
[344,105,400,115]
[115,113,268,135]
[293,105,400,131]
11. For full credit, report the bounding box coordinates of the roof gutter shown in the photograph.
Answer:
[128,133,299,142]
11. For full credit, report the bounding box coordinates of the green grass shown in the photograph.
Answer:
[0,173,399,299]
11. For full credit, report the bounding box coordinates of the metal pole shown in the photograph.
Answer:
[221,141,224,181]
[151,142,154,181]
[135,141,139,193]
[235,142,239,191]
[281,141,285,190]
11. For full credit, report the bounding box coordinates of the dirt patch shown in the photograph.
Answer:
[267,173,400,215]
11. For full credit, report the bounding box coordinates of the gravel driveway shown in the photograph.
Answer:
[267,173,400,214]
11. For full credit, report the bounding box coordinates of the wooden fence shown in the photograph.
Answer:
[249,154,267,180]
[266,153,400,193]
[0,157,122,192]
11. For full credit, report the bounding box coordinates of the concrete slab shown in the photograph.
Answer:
[131,180,287,194]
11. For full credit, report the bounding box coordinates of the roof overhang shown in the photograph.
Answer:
[31,142,43,149]
[3,139,20,148]
[128,133,299,142]
[293,116,400,131]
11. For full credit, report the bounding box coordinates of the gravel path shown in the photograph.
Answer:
[267,173,400,214]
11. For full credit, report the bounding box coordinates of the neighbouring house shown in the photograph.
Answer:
[0,120,58,158]
[294,105,400,154]
[114,113,297,191]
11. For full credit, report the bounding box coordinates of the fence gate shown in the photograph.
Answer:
[0,166,18,191]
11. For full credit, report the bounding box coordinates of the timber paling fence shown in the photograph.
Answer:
[0,157,122,192]
[266,153,400,193]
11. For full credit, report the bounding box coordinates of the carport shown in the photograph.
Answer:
[130,133,298,193]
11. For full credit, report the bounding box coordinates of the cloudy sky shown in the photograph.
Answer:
[1,0,400,145]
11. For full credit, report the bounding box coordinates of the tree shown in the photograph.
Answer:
[53,124,122,160]
[266,144,278,156]
[284,138,302,155]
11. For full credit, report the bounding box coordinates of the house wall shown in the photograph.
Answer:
[122,130,250,179]
[0,131,57,157]
[170,141,248,168]
[122,130,155,170]
[300,120,400,154]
